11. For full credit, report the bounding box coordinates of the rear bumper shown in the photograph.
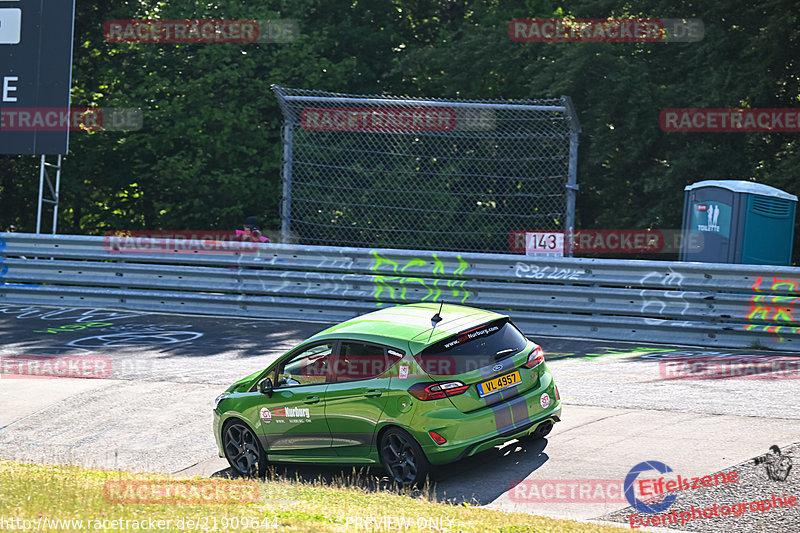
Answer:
[410,369,562,465]
[454,410,561,462]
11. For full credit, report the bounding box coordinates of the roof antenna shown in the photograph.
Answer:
[428,300,444,343]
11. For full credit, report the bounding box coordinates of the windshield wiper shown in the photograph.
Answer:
[493,348,516,360]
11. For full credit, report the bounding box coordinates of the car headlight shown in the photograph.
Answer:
[214,393,230,409]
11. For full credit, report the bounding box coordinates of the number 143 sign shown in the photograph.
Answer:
[525,232,565,256]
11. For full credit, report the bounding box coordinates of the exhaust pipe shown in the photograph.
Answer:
[531,419,554,439]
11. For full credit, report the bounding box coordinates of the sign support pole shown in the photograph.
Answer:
[35,154,63,234]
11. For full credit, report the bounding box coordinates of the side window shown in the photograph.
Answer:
[333,342,400,382]
[276,342,334,387]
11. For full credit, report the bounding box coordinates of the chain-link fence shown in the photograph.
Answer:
[272,86,580,253]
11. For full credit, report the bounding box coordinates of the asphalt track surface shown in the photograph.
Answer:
[0,303,798,531]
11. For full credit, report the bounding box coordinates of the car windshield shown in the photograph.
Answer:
[417,318,527,375]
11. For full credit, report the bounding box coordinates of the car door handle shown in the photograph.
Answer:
[303,396,321,404]
[364,390,382,398]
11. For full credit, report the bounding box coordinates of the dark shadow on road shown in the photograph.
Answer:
[210,436,550,506]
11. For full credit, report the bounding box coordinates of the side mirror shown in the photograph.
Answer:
[259,377,273,397]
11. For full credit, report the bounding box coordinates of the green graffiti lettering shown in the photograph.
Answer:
[432,254,445,275]
[457,280,468,303]
[400,258,426,272]
[455,256,468,276]
[371,252,399,273]
[773,307,794,322]
[431,279,441,302]
[372,254,471,305]
[402,278,430,301]
[374,276,399,305]
[747,306,770,321]
[771,277,800,292]
[746,276,800,338]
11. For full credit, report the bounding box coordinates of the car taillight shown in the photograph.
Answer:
[523,345,545,369]
[555,384,560,401]
[408,381,469,401]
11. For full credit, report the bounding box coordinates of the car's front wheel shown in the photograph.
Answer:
[222,420,267,478]
[379,428,430,487]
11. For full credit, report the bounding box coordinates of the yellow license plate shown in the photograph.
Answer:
[477,370,521,397]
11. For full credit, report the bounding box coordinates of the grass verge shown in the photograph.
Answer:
[0,460,627,532]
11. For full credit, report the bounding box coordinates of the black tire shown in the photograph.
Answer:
[379,428,430,487]
[222,420,267,478]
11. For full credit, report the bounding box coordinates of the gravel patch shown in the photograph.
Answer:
[601,442,798,532]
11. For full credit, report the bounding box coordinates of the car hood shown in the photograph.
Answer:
[226,368,264,393]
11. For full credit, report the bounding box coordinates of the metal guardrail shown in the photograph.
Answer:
[1,232,799,351]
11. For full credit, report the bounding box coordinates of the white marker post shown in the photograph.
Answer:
[525,232,565,256]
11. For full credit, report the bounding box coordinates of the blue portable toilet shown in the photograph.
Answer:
[680,180,797,265]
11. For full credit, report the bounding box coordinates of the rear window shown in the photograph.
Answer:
[417,319,527,375]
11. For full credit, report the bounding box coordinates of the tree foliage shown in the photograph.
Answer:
[1,0,798,260]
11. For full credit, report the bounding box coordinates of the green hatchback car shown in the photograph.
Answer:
[213,303,561,486]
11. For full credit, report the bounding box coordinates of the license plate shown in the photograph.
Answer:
[477,370,521,397]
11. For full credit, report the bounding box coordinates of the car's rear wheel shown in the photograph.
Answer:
[379,428,430,487]
[222,420,267,478]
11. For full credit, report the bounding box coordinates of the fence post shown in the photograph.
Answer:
[563,95,581,257]
[281,122,294,244]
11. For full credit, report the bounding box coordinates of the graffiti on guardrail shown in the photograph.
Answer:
[371,252,470,305]
[746,277,800,338]
[262,270,362,299]
[514,262,585,280]
[639,269,691,327]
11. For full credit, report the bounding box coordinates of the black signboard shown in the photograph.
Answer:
[0,0,76,154]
